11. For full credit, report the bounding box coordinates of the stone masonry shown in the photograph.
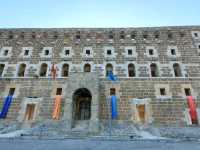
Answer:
[0,26,200,133]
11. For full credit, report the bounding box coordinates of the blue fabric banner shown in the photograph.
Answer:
[111,95,118,119]
[0,96,13,119]
[107,71,118,81]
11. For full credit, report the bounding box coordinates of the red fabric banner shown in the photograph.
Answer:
[187,96,198,123]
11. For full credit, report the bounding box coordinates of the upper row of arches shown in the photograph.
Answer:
[0,63,183,78]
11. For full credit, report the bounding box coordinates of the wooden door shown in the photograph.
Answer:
[137,104,145,123]
[25,104,35,121]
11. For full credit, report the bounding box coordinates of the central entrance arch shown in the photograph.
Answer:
[72,88,92,121]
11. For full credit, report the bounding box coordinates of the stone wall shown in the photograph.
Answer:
[0,26,200,128]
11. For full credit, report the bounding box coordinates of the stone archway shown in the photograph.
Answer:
[72,88,92,121]
[63,72,99,133]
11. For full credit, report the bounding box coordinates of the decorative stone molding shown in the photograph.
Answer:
[0,47,12,58]
[59,47,74,58]
[167,46,181,58]
[39,47,53,58]
[19,47,33,58]
[145,46,158,57]
[122,46,137,58]
[17,97,43,122]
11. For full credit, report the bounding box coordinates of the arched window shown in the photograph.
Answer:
[0,64,5,76]
[40,63,48,77]
[173,63,182,77]
[84,64,91,72]
[62,64,69,77]
[106,64,113,76]
[18,63,26,77]
[150,63,159,77]
[128,63,135,77]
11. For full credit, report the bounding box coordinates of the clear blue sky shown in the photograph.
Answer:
[0,0,200,28]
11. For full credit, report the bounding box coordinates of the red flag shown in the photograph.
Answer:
[187,96,198,123]
[51,64,58,80]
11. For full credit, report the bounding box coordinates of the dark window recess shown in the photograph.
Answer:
[24,50,29,56]
[110,88,116,95]
[131,34,136,39]
[149,49,154,55]
[65,50,70,55]
[160,88,166,95]
[185,88,191,96]
[128,49,132,55]
[171,49,176,55]
[107,50,112,55]
[76,35,80,40]
[109,34,113,39]
[44,50,49,55]
[9,88,15,96]
[198,45,200,49]
[154,32,160,39]
[8,34,13,39]
[168,33,173,39]
[4,50,9,56]
[0,64,5,76]
[194,33,198,37]
[56,88,62,95]
[120,34,125,39]
[143,34,148,39]
[86,50,90,55]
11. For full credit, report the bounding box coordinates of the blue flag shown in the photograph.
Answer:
[0,95,13,119]
[107,71,118,81]
[111,95,118,119]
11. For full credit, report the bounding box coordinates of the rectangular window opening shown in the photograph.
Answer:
[65,50,70,55]
[56,88,62,95]
[160,88,166,96]
[110,88,116,95]
[107,50,112,55]
[128,49,132,55]
[45,50,49,55]
[171,49,176,55]
[185,88,191,96]
[9,88,15,96]
[149,49,154,55]
[25,104,35,121]
[24,50,29,56]
[4,50,9,56]
[86,50,90,55]
[194,33,198,37]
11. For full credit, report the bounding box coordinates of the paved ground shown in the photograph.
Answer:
[0,139,200,150]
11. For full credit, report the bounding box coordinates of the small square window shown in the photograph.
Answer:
[65,50,70,55]
[110,88,116,95]
[45,50,49,55]
[160,88,166,96]
[184,88,191,96]
[171,49,176,55]
[149,49,154,55]
[128,49,132,55]
[9,88,15,96]
[4,50,9,56]
[107,50,112,55]
[24,50,29,56]
[86,50,90,55]
[194,33,198,37]
[56,88,62,95]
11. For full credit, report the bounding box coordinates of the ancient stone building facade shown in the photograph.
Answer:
[0,26,200,133]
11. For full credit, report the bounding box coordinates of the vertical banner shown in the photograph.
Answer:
[0,96,13,118]
[111,95,118,119]
[187,96,198,123]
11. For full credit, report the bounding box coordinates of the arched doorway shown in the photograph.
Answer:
[72,88,92,121]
